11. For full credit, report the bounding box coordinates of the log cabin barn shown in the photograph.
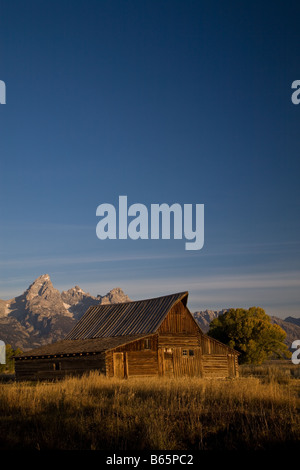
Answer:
[14,292,239,381]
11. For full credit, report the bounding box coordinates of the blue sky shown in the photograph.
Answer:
[0,0,299,316]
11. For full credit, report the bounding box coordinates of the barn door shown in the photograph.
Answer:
[113,352,125,378]
[163,348,174,376]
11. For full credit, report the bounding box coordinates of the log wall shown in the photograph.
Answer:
[15,353,106,381]
[106,336,159,378]
[202,354,230,377]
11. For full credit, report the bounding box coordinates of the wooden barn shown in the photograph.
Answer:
[14,292,239,380]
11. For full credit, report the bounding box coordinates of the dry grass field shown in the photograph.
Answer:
[0,362,299,451]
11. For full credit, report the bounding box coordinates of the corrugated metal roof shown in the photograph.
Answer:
[65,292,188,340]
[16,334,152,358]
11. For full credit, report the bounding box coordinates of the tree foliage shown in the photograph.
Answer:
[208,307,290,364]
[0,344,23,373]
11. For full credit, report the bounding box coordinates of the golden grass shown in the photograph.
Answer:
[0,369,299,450]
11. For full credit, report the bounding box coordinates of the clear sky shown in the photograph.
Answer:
[0,0,299,317]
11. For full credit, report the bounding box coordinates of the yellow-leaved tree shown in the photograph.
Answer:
[208,307,290,364]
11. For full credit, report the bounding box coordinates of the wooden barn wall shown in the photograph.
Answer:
[126,351,158,377]
[201,335,234,355]
[202,354,237,377]
[234,355,239,377]
[158,347,203,377]
[158,334,199,348]
[200,335,239,377]
[202,355,227,377]
[106,336,159,378]
[156,302,239,378]
[105,351,113,377]
[174,348,203,377]
[158,301,199,335]
[156,302,204,377]
[114,335,158,353]
[15,354,106,381]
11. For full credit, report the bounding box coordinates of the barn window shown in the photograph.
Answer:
[53,362,61,371]
[189,349,195,356]
[144,339,151,350]
[182,349,188,356]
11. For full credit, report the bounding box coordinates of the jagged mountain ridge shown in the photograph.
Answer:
[0,275,131,351]
[270,316,300,348]
[61,284,130,319]
[193,309,229,333]
[283,316,300,328]
[193,309,300,349]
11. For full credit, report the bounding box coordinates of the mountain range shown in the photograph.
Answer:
[0,274,130,350]
[0,274,299,351]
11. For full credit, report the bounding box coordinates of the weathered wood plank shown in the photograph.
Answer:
[158,302,199,334]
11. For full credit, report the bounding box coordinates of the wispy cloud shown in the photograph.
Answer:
[0,251,186,269]
[2,238,300,269]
